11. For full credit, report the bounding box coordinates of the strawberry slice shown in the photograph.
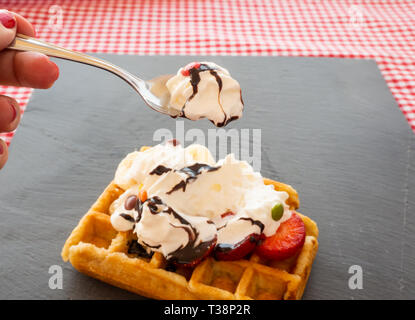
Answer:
[181,62,201,76]
[255,212,305,261]
[214,233,260,261]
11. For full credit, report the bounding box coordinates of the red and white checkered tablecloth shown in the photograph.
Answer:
[1,0,415,145]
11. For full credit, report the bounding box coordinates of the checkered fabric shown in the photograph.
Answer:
[1,0,414,145]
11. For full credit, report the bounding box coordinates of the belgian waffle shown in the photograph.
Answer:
[62,147,319,300]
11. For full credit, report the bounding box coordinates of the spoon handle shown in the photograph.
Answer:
[8,34,145,88]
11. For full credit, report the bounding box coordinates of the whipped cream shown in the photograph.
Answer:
[134,196,217,264]
[166,62,244,127]
[110,142,291,263]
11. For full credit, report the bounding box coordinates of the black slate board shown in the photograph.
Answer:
[0,55,414,300]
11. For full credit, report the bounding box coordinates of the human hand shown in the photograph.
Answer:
[0,10,59,169]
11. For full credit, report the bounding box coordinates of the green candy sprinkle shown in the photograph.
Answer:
[271,203,284,221]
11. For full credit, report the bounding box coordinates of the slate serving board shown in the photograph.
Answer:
[0,55,414,300]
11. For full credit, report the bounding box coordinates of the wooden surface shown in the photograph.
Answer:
[0,55,414,299]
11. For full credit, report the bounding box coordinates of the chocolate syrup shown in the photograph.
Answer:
[135,200,143,222]
[147,203,159,214]
[119,213,135,223]
[209,70,223,91]
[136,196,200,245]
[181,63,235,127]
[214,234,259,256]
[165,262,177,272]
[127,240,154,259]
[169,223,195,242]
[168,236,217,266]
[187,63,214,101]
[240,88,244,105]
[141,240,161,249]
[182,63,243,127]
[136,196,217,265]
[215,115,240,128]
[166,163,220,194]
[239,217,265,233]
[159,202,217,265]
[150,165,172,176]
[214,217,264,255]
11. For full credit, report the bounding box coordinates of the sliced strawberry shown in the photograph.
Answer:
[255,212,305,261]
[214,233,260,261]
[181,62,201,76]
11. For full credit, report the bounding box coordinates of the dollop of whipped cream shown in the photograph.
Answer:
[110,142,291,263]
[165,62,244,127]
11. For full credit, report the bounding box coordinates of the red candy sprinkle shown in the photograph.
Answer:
[221,211,235,219]
[167,138,180,146]
[181,62,201,76]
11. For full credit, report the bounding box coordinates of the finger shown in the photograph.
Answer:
[0,10,17,49]
[0,50,59,88]
[0,95,20,132]
[14,12,36,37]
[0,138,8,170]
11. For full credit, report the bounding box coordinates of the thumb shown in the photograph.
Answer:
[0,10,17,50]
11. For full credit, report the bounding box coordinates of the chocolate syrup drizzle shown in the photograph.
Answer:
[150,165,172,176]
[214,234,259,256]
[188,63,213,101]
[141,240,161,249]
[209,70,223,91]
[169,234,217,265]
[135,196,216,265]
[216,115,240,127]
[119,213,135,223]
[181,63,242,127]
[239,217,265,233]
[214,217,264,255]
[149,162,221,195]
[127,240,154,259]
[167,163,220,194]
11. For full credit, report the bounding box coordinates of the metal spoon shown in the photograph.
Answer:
[7,34,177,116]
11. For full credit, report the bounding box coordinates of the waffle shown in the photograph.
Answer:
[62,147,319,300]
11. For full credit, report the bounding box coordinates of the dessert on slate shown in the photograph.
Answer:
[62,142,319,300]
[166,62,244,127]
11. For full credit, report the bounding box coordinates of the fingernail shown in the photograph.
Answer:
[9,102,17,122]
[49,60,60,80]
[0,11,16,29]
